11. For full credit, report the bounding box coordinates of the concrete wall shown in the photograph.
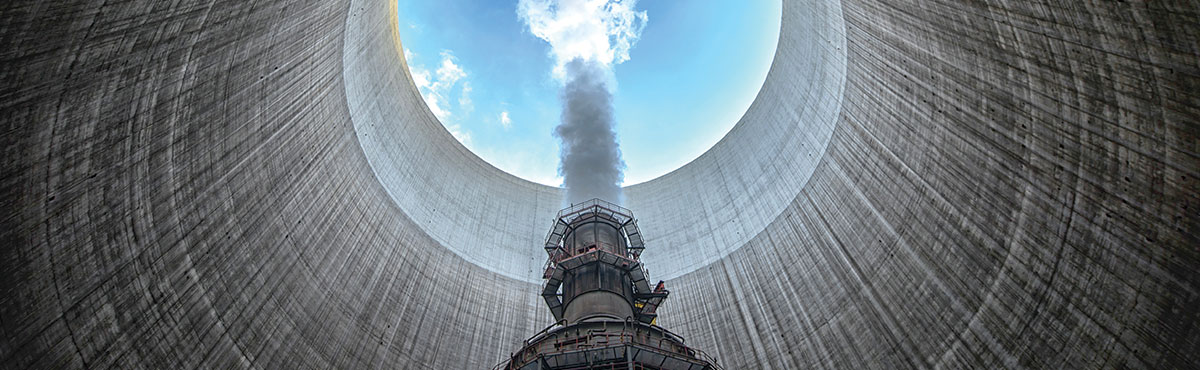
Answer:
[2,0,1196,369]
[657,1,1200,368]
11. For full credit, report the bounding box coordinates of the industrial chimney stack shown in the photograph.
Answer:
[499,199,719,369]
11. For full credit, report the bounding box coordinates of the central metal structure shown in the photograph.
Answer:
[499,199,719,370]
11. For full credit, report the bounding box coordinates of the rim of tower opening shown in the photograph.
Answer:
[342,0,848,283]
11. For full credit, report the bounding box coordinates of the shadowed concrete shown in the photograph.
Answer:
[2,0,1197,368]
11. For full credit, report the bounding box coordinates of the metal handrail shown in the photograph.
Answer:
[542,199,647,271]
[691,348,724,370]
[555,198,633,221]
[522,319,567,347]
[545,248,640,275]
[496,321,723,370]
[494,320,570,370]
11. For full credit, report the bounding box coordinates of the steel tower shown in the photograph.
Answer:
[499,199,719,370]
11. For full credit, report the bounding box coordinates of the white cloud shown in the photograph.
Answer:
[407,50,472,125]
[499,111,512,129]
[410,67,431,89]
[446,122,472,148]
[425,93,450,118]
[404,50,479,147]
[517,0,647,78]
[432,51,466,90]
[459,82,473,114]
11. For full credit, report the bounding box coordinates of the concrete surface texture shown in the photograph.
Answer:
[1,0,1196,368]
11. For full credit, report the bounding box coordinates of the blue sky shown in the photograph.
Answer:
[397,0,780,186]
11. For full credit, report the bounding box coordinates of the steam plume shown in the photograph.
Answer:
[517,0,647,204]
[556,59,624,204]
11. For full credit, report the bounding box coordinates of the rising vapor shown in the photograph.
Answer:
[556,59,624,204]
[517,0,647,204]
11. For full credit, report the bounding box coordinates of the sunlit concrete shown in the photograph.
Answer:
[2,0,1197,368]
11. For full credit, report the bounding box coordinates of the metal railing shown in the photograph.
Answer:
[554,198,634,223]
[493,318,721,370]
[542,199,644,261]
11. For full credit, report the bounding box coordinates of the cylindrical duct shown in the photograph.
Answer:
[560,214,635,323]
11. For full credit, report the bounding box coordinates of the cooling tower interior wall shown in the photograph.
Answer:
[1,0,1196,368]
